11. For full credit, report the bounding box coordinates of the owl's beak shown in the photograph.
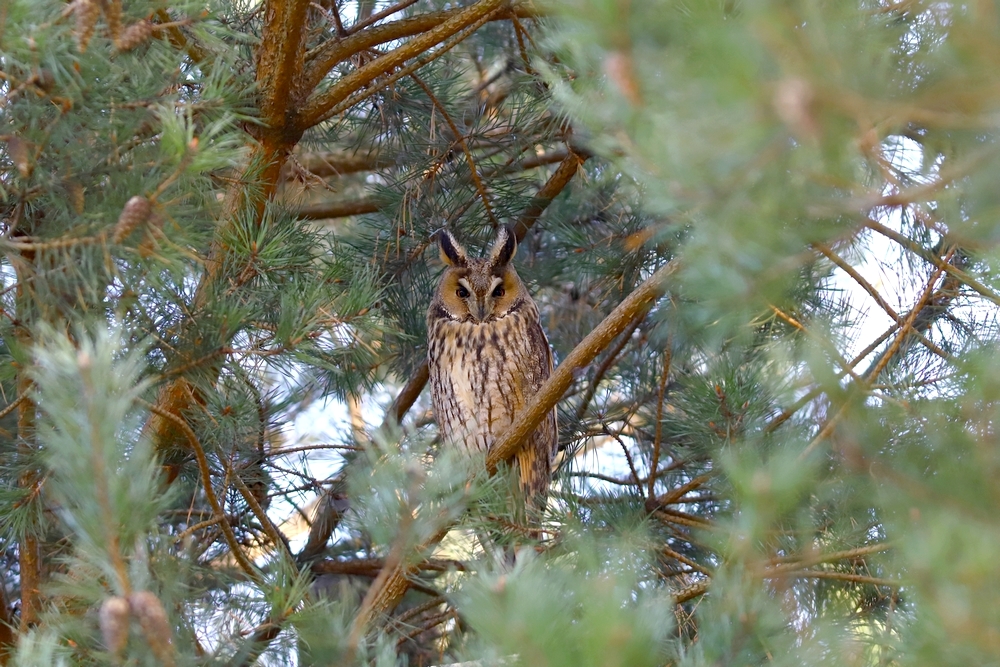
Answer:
[474,301,489,322]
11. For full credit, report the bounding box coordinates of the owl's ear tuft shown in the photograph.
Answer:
[437,229,468,267]
[488,225,517,268]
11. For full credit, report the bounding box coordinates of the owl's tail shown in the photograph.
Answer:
[514,447,551,515]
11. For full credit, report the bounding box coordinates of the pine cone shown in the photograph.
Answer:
[112,195,152,244]
[128,591,174,665]
[104,0,122,45]
[117,20,152,52]
[6,137,31,180]
[74,0,100,53]
[66,181,85,214]
[98,596,130,655]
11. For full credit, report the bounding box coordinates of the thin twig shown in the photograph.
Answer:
[766,542,892,569]
[799,256,949,460]
[604,424,644,496]
[0,392,27,422]
[230,466,294,562]
[395,608,455,647]
[815,242,948,360]
[348,0,422,34]
[511,148,586,240]
[648,345,671,500]
[392,595,448,627]
[661,545,712,576]
[773,571,900,587]
[770,304,865,384]
[174,515,224,542]
[411,74,500,229]
[651,475,711,510]
[140,400,261,583]
[651,507,713,529]
[574,313,644,420]
[865,218,1000,306]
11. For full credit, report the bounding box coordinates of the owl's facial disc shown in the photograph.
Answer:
[446,266,518,324]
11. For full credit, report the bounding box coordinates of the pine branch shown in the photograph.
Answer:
[15,274,39,633]
[647,475,711,512]
[307,5,507,123]
[228,620,284,667]
[257,0,311,129]
[0,392,27,422]
[302,2,532,93]
[660,545,712,576]
[673,579,709,604]
[299,0,510,128]
[295,197,382,220]
[382,361,431,429]
[346,522,453,647]
[311,557,466,576]
[765,542,893,570]
[155,9,206,64]
[287,150,394,178]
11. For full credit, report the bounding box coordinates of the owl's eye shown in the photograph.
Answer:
[456,286,470,298]
[492,285,505,298]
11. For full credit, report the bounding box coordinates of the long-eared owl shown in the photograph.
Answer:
[427,226,557,507]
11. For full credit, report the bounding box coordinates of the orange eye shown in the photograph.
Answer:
[492,285,505,298]
[456,286,470,298]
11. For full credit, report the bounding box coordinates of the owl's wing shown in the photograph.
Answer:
[524,318,558,461]
[512,317,558,504]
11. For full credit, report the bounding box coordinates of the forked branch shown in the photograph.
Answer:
[299,0,509,128]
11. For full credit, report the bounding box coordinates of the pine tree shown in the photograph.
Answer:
[1,0,999,666]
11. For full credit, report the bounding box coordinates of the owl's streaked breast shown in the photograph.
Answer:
[428,311,539,453]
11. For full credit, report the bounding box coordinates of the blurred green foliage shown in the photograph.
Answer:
[2,0,1000,665]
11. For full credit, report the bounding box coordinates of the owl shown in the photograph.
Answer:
[427,225,557,509]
